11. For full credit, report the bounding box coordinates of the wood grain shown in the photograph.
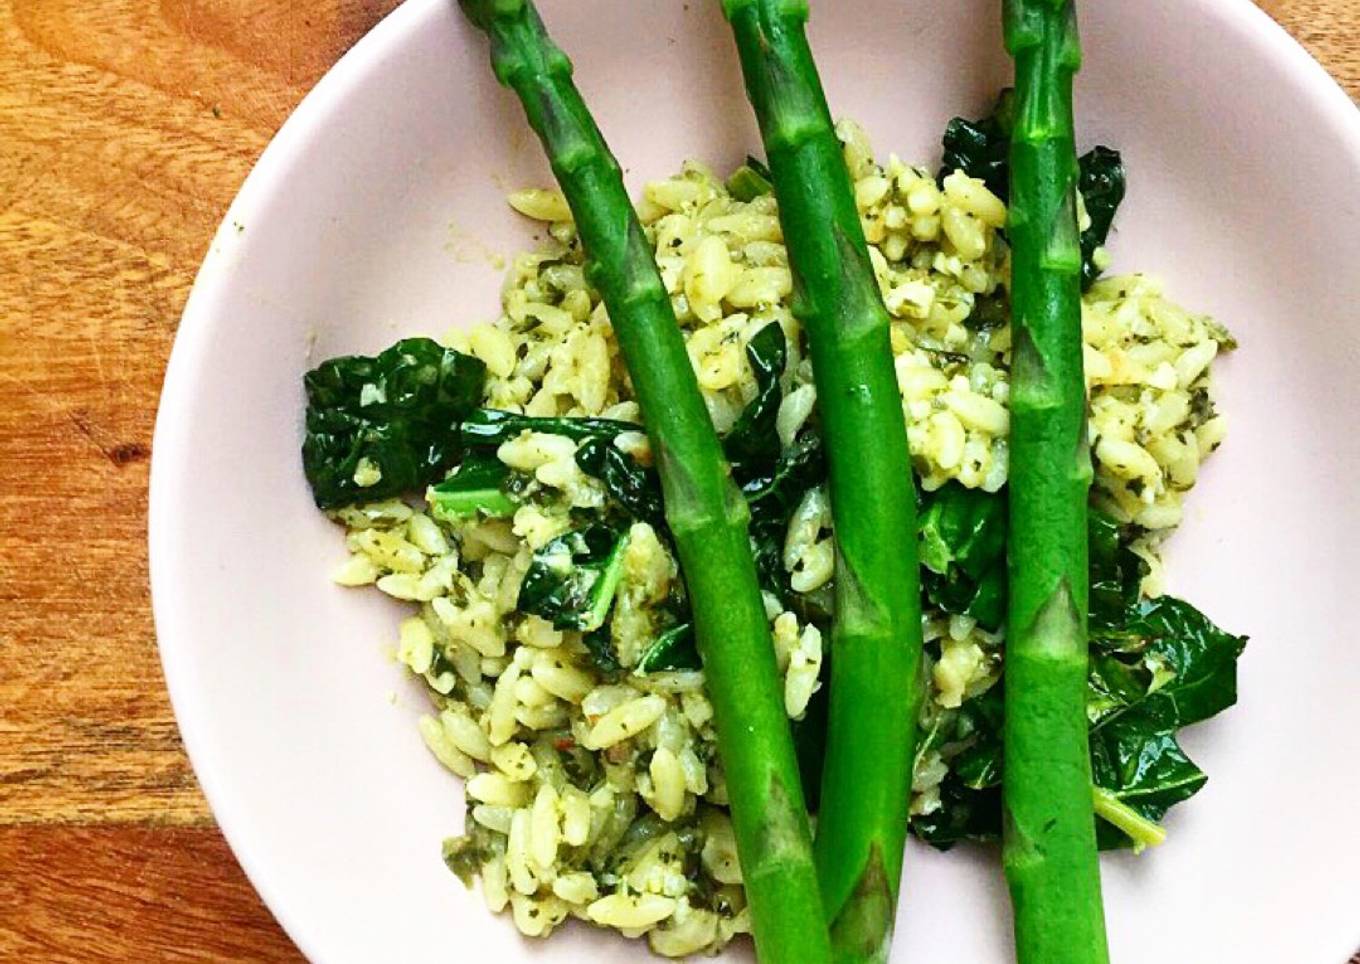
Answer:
[0,827,300,961]
[0,0,1353,959]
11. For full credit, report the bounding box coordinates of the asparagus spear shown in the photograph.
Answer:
[719,3,924,959]
[1002,1,1110,961]
[457,4,830,961]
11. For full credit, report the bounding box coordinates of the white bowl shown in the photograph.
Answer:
[149,0,1360,960]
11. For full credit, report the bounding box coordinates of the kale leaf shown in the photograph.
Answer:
[1077,146,1127,290]
[1087,596,1247,834]
[722,322,830,600]
[909,499,1248,850]
[939,89,1015,201]
[583,628,623,677]
[302,338,485,509]
[938,90,1126,290]
[1087,508,1148,628]
[518,524,631,632]
[726,155,774,202]
[917,482,1008,631]
[575,437,665,526]
[635,623,701,674]
[460,408,640,448]
[426,451,519,521]
[724,322,787,482]
[911,686,1005,848]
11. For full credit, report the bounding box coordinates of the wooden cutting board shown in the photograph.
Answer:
[0,0,1354,960]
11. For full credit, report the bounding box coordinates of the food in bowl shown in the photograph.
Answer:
[301,106,1244,956]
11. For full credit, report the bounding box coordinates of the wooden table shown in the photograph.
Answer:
[0,1,1354,959]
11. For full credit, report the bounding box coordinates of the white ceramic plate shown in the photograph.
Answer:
[150,0,1360,960]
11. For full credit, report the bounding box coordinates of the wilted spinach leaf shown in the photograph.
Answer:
[1088,508,1147,627]
[518,524,631,631]
[724,322,787,482]
[911,778,1003,849]
[460,408,640,448]
[302,337,485,509]
[746,432,827,601]
[1077,146,1127,290]
[964,291,1010,332]
[635,623,700,674]
[575,436,664,525]
[426,451,518,521]
[726,155,774,202]
[937,91,1125,288]
[917,483,1008,631]
[792,654,831,811]
[716,322,829,600]
[583,627,622,677]
[1087,596,1247,833]
[909,502,1247,850]
[939,89,1015,201]
[910,684,1006,848]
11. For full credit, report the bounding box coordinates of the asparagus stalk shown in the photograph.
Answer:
[1002,1,1110,962]
[457,4,830,961]
[720,3,924,960]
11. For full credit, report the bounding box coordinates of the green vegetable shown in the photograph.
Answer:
[721,322,829,600]
[518,524,630,632]
[460,407,639,448]
[746,431,827,600]
[911,686,1005,847]
[918,483,1008,631]
[1076,145,1126,289]
[635,623,701,674]
[939,88,1015,201]
[723,322,786,483]
[726,155,775,201]
[459,4,828,960]
[1088,596,1247,842]
[426,451,518,521]
[1002,1,1110,958]
[1086,509,1145,625]
[1090,786,1165,851]
[909,505,1246,854]
[302,337,485,509]
[939,90,1125,290]
[721,2,926,958]
[574,437,664,525]
[582,627,622,677]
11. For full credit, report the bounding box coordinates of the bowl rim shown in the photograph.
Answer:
[148,0,1360,958]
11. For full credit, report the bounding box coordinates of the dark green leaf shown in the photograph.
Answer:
[460,408,640,448]
[426,451,518,520]
[909,502,1246,849]
[1087,508,1147,628]
[1093,596,1247,729]
[518,524,630,631]
[575,436,664,524]
[745,431,827,600]
[937,91,1124,287]
[910,778,1002,850]
[583,627,622,677]
[938,89,1015,201]
[1078,146,1127,290]
[950,685,1005,790]
[726,155,774,202]
[917,483,1008,631]
[635,623,701,674]
[1087,596,1245,842]
[964,290,1010,332]
[724,322,788,481]
[302,338,486,509]
[918,482,1006,579]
